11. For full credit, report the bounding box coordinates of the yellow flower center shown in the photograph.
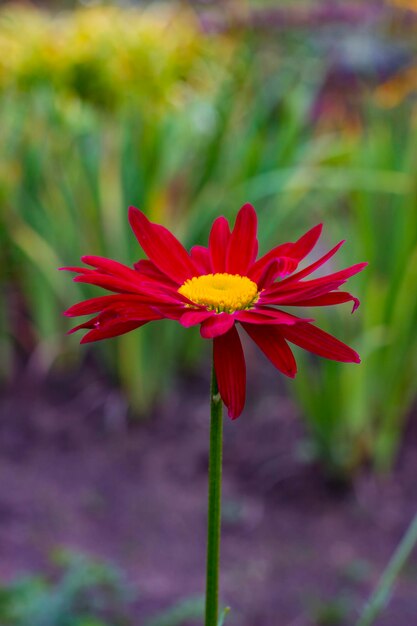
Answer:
[178,273,259,313]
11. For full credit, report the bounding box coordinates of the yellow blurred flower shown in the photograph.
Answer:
[0,4,235,111]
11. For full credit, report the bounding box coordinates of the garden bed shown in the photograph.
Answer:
[0,355,416,625]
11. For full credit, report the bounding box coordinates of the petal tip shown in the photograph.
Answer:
[67,325,87,335]
[128,205,145,227]
[80,255,94,265]
[351,298,360,313]
[228,407,241,420]
[312,222,324,237]
[236,202,257,223]
[240,202,255,211]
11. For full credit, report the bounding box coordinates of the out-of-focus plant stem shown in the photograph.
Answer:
[356,509,417,626]
[205,359,223,626]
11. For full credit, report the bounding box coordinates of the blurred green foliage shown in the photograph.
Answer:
[295,105,417,475]
[0,551,206,626]
[0,551,134,626]
[1,2,417,478]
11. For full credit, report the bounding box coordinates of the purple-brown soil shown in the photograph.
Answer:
[0,352,416,626]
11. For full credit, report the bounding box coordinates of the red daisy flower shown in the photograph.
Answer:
[63,203,366,419]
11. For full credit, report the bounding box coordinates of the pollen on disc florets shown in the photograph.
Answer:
[178,273,259,313]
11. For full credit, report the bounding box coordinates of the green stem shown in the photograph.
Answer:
[356,509,417,626]
[205,359,223,626]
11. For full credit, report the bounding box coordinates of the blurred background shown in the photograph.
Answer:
[1,0,417,624]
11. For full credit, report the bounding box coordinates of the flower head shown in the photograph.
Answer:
[63,204,366,419]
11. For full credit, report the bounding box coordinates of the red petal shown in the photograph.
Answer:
[60,266,91,274]
[80,256,184,298]
[248,245,293,282]
[226,204,258,275]
[261,279,348,305]
[254,257,299,288]
[289,223,323,260]
[73,272,144,294]
[236,308,311,325]
[131,265,189,301]
[287,262,368,288]
[242,324,297,378]
[82,255,144,283]
[280,240,345,284]
[133,261,187,297]
[256,259,280,290]
[70,301,163,342]
[191,245,212,274]
[81,321,146,343]
[67,319,95,334]
[213,326,246,419]
[70,303,161,328]
[263,263,367,300]
[106,306,163,323]
[73,273,183,305]
[180,310,214,327]
[128,206,198,284]
[200,313,235,338]
[64,295,149,317]
[133,259,177,285]
[248,224,323,282]
[282,291,360,312]
[276,257,299,278]
[209,216,231,273]
[152,305,188,321]
[281,323,361,363]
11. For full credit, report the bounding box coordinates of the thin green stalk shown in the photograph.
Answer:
[356,509,417,626]
[205,360,223,626]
